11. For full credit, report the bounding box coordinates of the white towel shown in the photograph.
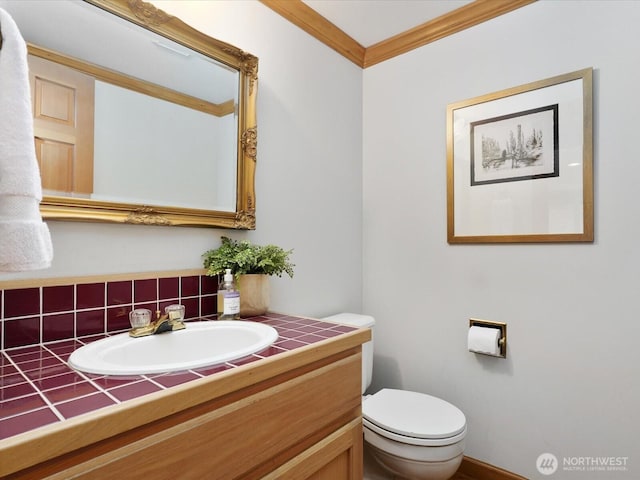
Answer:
[0,7,53,272]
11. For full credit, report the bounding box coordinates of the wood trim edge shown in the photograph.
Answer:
[260,0,536,69]
[364,0,537,67]
[0,268,207,290]
[259,0,365,67]
[459,455,528,480]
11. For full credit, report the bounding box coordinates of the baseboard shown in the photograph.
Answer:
[459,456,528,480]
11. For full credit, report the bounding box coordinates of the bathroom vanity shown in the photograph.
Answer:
[0,322,369,479]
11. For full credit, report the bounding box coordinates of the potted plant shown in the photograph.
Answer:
[202,236,294,317]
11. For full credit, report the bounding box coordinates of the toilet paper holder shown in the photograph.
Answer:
[469,318,507,358]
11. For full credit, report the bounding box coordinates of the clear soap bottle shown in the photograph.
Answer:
[217,268,240,320]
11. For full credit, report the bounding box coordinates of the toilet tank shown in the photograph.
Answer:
[322,313,374,394]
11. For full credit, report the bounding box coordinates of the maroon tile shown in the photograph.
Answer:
[33,371,86,391]
[0,408,59,440]
[276,328,305,339]
[0,373,25,389]
[5,345,45,357]
[152,372,200,388]
[294,334,326,344]
[76,283,105,309]
[306,321,337,329]
[24,363,71,382]
[200,295,216,316]
[159,277,179,300]
[329,325,356,333]
[42,285,74,314]
[55,393,116,419]
[0,394,47,419]
[46,339,83,356]
[0,361,18,378]
[313,329,344,338]
[201,275,217,294]
[107,306,131,332]
[255,345,286,358]
[108,381,161,402]
[44,382,99,404]
[180,276,199,297]
[0,382,37,402]
[181,297,199,320]
[15,355,60,373]
[134,279,157,303]
[194,364,231,376]
[4,288,40,318]
[89,376,143,389]
[43,313,74,342]
[7,347,52,364]
[292,325,324,333]
[4,317,40,348]
[274,339,307,350]
[228,355,261,367]
[76,309,105,336]
[107,281,132,306]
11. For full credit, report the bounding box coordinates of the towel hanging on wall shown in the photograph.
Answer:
[0,7,53,272]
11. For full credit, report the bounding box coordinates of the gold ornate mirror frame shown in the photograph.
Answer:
[39,0,258,229]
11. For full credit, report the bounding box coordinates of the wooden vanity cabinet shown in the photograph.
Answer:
[2,333,367,480]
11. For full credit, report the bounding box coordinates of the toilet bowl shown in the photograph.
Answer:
[323,313,467,480]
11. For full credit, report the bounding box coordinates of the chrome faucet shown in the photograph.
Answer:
[129,309,186,338]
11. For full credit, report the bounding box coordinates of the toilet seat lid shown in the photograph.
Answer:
[363,389,466,440]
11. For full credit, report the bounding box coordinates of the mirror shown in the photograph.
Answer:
[3,0,258,228]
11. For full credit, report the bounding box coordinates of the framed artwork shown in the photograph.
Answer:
[446,68,593,243]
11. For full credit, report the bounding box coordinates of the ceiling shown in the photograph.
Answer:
[302,0,473,47]
[262,0,536,68]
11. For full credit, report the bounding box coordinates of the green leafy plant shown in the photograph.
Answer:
[203,236,295,278]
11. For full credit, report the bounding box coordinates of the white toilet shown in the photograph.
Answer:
[323,313,467,480]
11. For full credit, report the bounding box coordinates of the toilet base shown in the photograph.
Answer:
[364,426,464,480]
[367,443,462,480]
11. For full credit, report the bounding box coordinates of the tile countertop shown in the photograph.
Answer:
[0,314,357,441]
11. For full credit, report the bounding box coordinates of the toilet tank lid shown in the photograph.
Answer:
[322,313,375,328]
[363,389,466,440]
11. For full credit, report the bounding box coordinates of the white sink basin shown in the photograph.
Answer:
[68,321,279,375]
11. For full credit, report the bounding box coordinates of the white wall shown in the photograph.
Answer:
[0,0,364,318]
[363,1,640,478]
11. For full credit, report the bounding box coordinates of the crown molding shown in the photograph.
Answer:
[259,0,365,66]
[260,0,536,69]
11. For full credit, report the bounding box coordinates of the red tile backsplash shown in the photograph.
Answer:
[201,275,217,295]
[76,310,105,337]
[0,273,360,442]
[43,313,75,343]
[181,276,199,297]
[76,283,105,310]
[1,274,222,350]
[107,306,131,332]
[158,277,179,300]
[4,288,39,318]
[107,281,132,306]
[43,285,74,314]
[134,279,157,303]
[4,317,40,348]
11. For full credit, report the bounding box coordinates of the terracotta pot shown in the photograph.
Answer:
[238,274,270,317]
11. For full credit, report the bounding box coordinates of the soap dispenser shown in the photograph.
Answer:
[217,268,240,320]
